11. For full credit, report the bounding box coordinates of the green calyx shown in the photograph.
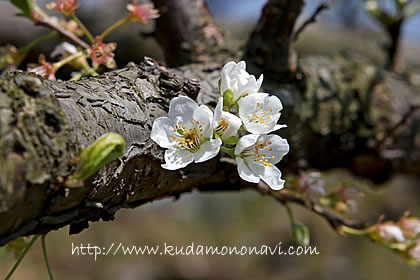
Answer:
[222,89,235,110]
[65,132,125,187]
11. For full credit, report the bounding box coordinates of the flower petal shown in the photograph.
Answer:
[266,135,289,164]
[168,96,198,125]
[220,112,242,139]
[162,148,194,170]
[193,139,222,163]
[235,134,259,155]
[261,168,285,190]
[150,117,176,148]
[193,105,214,138]
[214,97,223,122]
[236,157,260,183]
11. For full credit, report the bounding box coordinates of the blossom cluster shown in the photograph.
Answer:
[151,61,289,190]
[368,214,420,265]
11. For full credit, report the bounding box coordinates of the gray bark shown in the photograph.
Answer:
[1,52,419,246]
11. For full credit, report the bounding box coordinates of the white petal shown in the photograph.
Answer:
[168,96,198,124]
[235,134,259,155]
[381,225,405,242]
[266,135,289,164]
[214,97,223,122]
[247,161,285,190]
[220,112,242,139]
[261,168,285,190]
[237,61,246,70]
[162,148,194,170]
[256,74,263,89]
[193,105,214,138]
[236,157,259,183]
[243,123,271,134]
[193,139,222,163]
[150,117,176,148]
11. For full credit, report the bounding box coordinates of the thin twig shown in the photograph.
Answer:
[377,104,420,149]
[265,188,366,230]
[5,235,40,280]
[294,2,329,42]
[41,234,55,280]
[36,18,90,49]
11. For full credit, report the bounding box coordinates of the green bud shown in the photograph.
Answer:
[292,222,311,246]
[6,237,28,259]
[65,132,125,188]
[218,79,222,94]
[222,89,234,109]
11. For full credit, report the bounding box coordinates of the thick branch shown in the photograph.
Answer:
[245,0,305,81]
[0,51,419,245]
[153,0,224,66]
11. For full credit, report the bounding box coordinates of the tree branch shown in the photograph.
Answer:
[293,2,329,42]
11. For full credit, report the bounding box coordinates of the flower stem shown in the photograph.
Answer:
[284,202,296,225]
[16,31,57,66]
[339,225,369,236]
[70,13,95,44]
[100,17,129,40]
[5,235,40,280]
[220,146,236,158]
[41,234,55,280]
[53,50,85,70]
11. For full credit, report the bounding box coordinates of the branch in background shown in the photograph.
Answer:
[36,17,90,49]
[293,2,329,42]
[152,0,225,66]
[244,0,305,82]
[377,104,420,150]
[259,185,366,230]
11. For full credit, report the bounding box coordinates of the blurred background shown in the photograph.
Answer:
[1,0,420,279]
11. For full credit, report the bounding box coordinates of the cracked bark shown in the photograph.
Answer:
[1,0,420,245]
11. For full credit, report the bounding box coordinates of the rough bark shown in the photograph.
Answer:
[153,0,225,67]
[1,0,420,246]
[1,52,419,245]
[244,0,305,81]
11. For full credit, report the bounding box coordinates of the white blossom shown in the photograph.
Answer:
[296,172,325,202]
[220,61,263,103]
[51,42,78,58]
[234,134,289,190]
[379,224,405,243]
[408,243,420,263]
[238,93,286,134]
[213,97,242,141]
[151,96,222,170]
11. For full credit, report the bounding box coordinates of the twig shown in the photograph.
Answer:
[195,175,366,231]
[36,18,90,49]
[377,104,420,149]
[294,2,329,42]
[266,189,366,230]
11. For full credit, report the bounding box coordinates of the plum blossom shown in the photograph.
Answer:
[28,55,56,80]
[151,96,222,170]
[400,217,420,239]
[90,38,117,69]
[220,61,263,104]
[47,0,79,15]
[408,243,420,263]
[379,224,406,243]
[296,172,325,203]
[238,93,286,134]
[234,134,289,190]
[213,97,242,141]
[51,42,78,58]
[127,1,160,24]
